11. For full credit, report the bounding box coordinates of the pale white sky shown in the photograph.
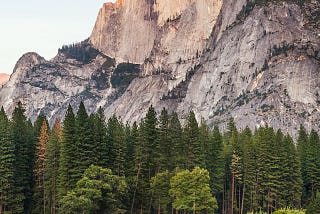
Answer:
[0,0,115,74]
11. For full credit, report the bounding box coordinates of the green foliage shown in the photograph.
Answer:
[169,112,184,169]
[306,192,320,214]
[59,40,100,64]
[33,114,49,140]
[170,167,218,213]
[107,115,126,176]
[0,107,15,213]
[273,208,305,214]
[150,170,171,213]
[58,104,77,198]
[34,120,49,214]
[44,118,62,214]
[111,62,140,93]
[158,108,173,171]
[131,106,158,212]
[60,165,127,214]
[1,105,320,213]
[207,126,224,195]
[184,111,201,169]
[75,102,97,179]
[297,125,312,206]
[304,130,320,202]
[91,107,108,168]
[11,102,35,213]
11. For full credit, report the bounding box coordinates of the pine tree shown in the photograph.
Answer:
[297,125,310,206]
[305,130,320,198]
[125,122,138,177]
[184,111,201,169]
[131,120,150,213]
[281,134,302,208]
[33,114,49,140]
[226,117,242,214]
[44,118,62,214]
[11,102,35,214]
[169,112,184,169]
[91,107,108,168]
[123,122,138,210]
[306,192,320,214]
[199,118,210,169]
[75,101,96,180]
[0,107,15,214]
[143,106,158,176]
[158,108,172,171]
[150,170,171,213]
[107,115,126,176]
[58,104,77,199]
[34,120,49,214]
[255,127,281,213]
[297,125,309,159]
[207,126,224,196]
[241,126,256,214]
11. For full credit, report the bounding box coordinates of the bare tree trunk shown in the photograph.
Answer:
[241,182,245,214]
[158,197,161,214]
[222,187,225,214]
[231,172,235,214]
[43,173,46,214]
[267,189,270,214]
[238,184,241,213]
[250,191,253,213]
[131,163,141,214]
[148,191,154,214]
[0,201,3,214]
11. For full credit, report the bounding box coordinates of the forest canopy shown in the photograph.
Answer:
[0,102,319,214]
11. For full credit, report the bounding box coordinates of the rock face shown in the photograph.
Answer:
[0,0,319,137]
[0,73,10,86]
[0,44,140,123]
[177,1,320,137]
[90,0,222,78]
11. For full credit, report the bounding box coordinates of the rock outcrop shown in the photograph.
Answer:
[0,73,10,86]
[104,0,320,137]
[177,1,320,137]
[90,0,222,78]
[0,44,140,123]
[0,0,319,137]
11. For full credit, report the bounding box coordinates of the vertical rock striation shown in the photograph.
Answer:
[0,0,319,137]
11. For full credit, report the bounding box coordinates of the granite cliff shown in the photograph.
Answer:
[0,0,319,137]
[0,73,9,86]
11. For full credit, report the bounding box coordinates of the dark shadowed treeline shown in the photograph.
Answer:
[0,102,319,214]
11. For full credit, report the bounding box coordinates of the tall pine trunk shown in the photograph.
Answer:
[131,163,141,214]
[241,182,245,214]
[267,189,271,214]
[158,197,161,214]
[231,172,235,214]
[43,173,46,214]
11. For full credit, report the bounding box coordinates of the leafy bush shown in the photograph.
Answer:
[273,208,305,214]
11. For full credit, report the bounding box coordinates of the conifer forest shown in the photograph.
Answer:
[1,102,320,214]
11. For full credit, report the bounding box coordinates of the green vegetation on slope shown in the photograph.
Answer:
[0,103,319,213]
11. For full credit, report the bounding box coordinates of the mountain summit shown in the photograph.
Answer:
[0,0,319,137]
